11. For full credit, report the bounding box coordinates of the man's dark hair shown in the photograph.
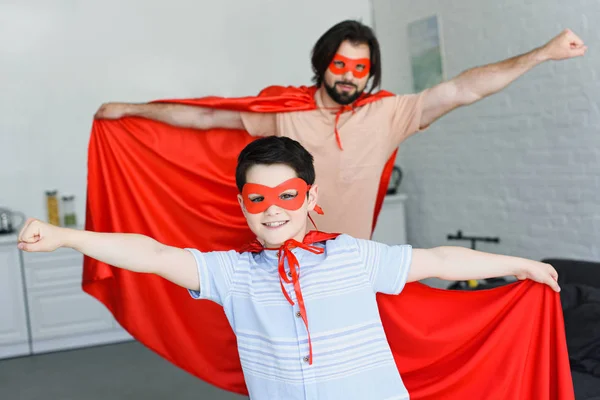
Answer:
[311,20,382,92]
[236,136,316,191]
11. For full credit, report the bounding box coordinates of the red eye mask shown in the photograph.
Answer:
[242,178,309,214]
[328,54,371,79]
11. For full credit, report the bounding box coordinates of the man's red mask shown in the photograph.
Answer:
[328,54,371,79]
[242,178,309,214]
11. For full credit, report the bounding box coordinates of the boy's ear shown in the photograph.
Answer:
[307,184,319,211]
[237,194,247,216]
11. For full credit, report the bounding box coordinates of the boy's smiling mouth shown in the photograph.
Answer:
[263,221,289,229]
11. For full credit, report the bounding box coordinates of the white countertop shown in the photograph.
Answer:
[383,192,408,204]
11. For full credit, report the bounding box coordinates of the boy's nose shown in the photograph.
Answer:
[264,204,283,216]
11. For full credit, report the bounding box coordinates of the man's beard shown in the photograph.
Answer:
[324,81,363,105]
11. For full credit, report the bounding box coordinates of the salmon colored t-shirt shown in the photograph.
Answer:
[241,88,425,239]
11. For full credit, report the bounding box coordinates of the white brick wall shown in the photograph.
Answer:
[373,0,600,262]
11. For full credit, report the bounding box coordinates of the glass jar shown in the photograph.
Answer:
[46,191,60,226]
[61,195,77,227]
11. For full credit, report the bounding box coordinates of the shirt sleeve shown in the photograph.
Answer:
[386,92,427,148]
[354,237,413,295]
[240,112,279,137]
[186,249,240,305]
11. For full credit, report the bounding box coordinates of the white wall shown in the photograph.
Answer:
[0,0,372,225]
[373,0,600,262]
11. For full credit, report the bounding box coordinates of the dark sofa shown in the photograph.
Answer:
[542,258,600,400]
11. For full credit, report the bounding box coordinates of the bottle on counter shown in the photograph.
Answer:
[61,195,77,227]
[46,190,60,226]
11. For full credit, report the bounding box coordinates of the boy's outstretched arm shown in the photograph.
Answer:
[17,218,199,291]
[408,246,560,292]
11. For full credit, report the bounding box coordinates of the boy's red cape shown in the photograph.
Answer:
[83,86,574,399]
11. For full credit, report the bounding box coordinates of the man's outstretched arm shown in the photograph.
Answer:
[420,29,587,128]
[95,101,245,130]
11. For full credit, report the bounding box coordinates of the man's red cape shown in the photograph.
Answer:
[83,85,573,399]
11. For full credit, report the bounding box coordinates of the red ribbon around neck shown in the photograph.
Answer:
[241,231,340,364]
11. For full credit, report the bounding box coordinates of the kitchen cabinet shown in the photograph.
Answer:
[22,248,131,354]
[0,236,30,359]
[0,235,131,360]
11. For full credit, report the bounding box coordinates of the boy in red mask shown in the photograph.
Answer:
[18,137,560,400]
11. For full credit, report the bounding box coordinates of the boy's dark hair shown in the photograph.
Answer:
[236,136,316,191]
[311,20,382,92]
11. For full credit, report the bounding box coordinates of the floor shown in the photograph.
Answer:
[0,340,247,400]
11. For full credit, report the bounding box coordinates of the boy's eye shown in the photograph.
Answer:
[333,61,344,68]
[279,192,298,200]
[355,64,365,71]
[249,196,264,203]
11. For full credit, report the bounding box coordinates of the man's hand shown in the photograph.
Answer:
[540,29,587,61]
[94,102,131,120]
[18,218,65,252]
[515,261,561,292]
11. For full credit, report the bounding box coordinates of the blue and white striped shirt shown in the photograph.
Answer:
[188,234,413,400]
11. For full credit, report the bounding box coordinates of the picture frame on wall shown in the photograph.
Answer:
[407,15,445,93]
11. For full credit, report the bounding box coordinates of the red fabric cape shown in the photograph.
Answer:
[83,85,574,399]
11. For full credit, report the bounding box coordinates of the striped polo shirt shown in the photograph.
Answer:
[188,234,413,400]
